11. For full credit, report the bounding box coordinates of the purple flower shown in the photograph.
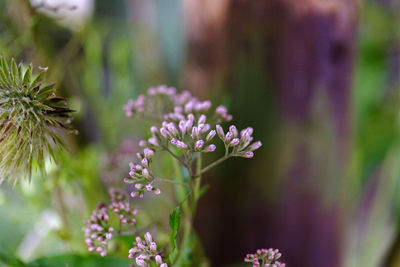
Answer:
[129,232,168,267]
[249,141,262,151]
[206,130,216,142]
[195,139,204,151]
[84,189,138,256]
[204,144,216,152]
[244,248,285,267]
[216,125,224,140]
[144,148,154,159]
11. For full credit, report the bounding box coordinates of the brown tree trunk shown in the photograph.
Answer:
[183,1,360,266]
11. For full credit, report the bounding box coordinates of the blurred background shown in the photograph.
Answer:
[1,0,400,266]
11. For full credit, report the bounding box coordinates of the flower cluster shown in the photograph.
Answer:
[83,203,113,256]
[83,188,137,256]
[129,232,167,267]
[244,248,285,267]
[216,125,262,158]
[123,85,232,123]
[124,146,161,198]
[124,85,262,198]
[108,188,138,225]
[155,114,217,153]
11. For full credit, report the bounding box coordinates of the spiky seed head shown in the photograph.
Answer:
[0,57,74,184]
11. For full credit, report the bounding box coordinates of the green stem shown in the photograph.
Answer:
[195,155,230,177]
[172,158,190,216]
[162,143,187,168]
[192,154,202,211]
[155,176,190,187]
[176,154,203,265]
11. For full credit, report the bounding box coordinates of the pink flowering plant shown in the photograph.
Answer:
[82,85,283,266]
[0,57,283,266]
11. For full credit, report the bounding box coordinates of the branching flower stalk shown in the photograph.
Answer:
[85,85,282,266]
[123,86,262,266]
[0,56,282,266]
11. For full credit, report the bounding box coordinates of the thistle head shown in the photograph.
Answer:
[0,57,74,184]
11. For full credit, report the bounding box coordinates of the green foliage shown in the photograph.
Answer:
[27,254,130,267]
[169,206,181,264]
[0,57,73,184]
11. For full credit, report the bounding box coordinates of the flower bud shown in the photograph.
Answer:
[242,151,254,158]
[150,242,157,251]
[138,140,147,147]
[176,140,188,149]
[249,141,262,151]
[144,232,152,243]
[204,144,216,152]
[155,255,162,264]
[179,120,187,134]
[150,126,158,135]
[167,123,179,136]
[225,132,233,143]
[142,168,150,179]
[188,113,195,121]
[198,114,206,125]
[185,101,194,113]
[135,183,143,189]
[206,130,216,142]
[185,119,193,133]
[141,158,148,167]
[144,148,154,159]
[216,125,224,140]
[229,138,240,147]
[135,165,143,171]
[195,139,204,151]
[148,136,159,146]
[229,125,238,137]
[136,257,146,267]
[160,128,171,139]
[191,126,200,140]
[216,105,227,115]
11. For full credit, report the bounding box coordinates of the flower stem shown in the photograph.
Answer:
[161,143,188,169]
[172,157,191,216]
[155,176,190,187]
[176,154,203,265]
[192,153,202,211]
[195,155,231,177]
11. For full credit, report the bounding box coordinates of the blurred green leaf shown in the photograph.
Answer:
[0,249,26,267]
[169,206,181,250]
[27,254,130,267]
[168,206,181,263]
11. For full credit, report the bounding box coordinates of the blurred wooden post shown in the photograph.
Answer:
[183,0,360,266]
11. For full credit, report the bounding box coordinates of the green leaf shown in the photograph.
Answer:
[30,70,46,89]
[169,206,181,264]
[10,58,19,86]
[0,249,26,267]
[23,64,32,88]
[198,185,210,199]
[27,254,130,267]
